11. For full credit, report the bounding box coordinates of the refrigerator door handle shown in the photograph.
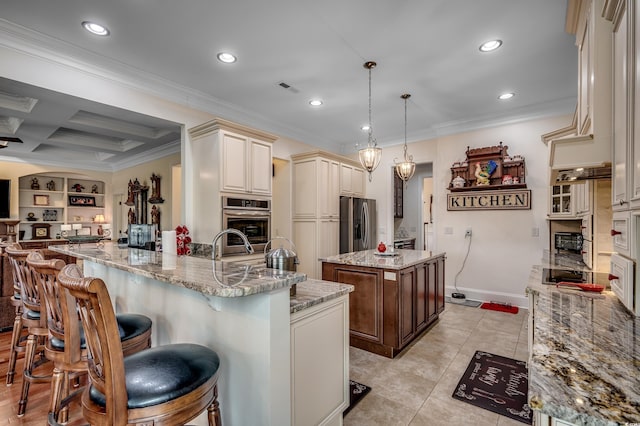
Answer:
[362,202,368,248]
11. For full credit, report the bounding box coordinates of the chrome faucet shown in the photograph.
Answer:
[212,229,254,260]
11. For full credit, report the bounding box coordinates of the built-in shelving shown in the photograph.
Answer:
[18,174,107,241]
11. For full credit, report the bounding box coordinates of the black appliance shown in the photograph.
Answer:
[541,268,609,286]
[554,232,583,254]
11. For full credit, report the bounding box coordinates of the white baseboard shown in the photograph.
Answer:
[446,286,529,309]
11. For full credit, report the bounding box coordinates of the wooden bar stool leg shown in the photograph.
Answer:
[17,334,38,416]
[5,314,23,385]
[208,384,222,426]
[49,367,68,424]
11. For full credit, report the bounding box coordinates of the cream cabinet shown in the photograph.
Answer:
[574,181,592,216]
[610,0,632,209]
[340,163,365,197]
[577,0,613,139]
[548,184,576,217]
[292,151,361,278]
[221,132,273,195]
[290,293,349,426]
[190,118,277,199]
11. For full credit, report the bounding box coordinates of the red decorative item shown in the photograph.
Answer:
[377,241,386,253]
[175,225,192,256]
[480,302,519,314]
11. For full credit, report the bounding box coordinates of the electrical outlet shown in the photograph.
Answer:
[465,228,472,237]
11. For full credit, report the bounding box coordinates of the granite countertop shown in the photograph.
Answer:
[289,279,354,314]
[320,249,444,270]
[49,242,306,298]
[527,261,640,425]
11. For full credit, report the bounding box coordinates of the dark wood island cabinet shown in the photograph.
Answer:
[322,249,445,358]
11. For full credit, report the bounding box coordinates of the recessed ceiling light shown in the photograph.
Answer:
[217,52,237,63]
[575,167,584,172]
[498,92,515,100]
[361,125,370,131]
[82,21,110,36]
[479,40,502,52]
[309,99,323,106]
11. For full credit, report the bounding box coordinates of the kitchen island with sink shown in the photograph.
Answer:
[49,242,353,426]
[321,249,445,358]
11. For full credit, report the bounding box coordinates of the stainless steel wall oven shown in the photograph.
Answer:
[221,196,271,256]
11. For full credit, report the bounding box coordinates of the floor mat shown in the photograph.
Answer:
[445,296,482,307]
[452,351,532,424]
[480,302,519,314]
[343,380,371,416]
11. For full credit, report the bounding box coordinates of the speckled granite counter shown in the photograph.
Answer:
[49,242,306,297]
[290,279,354,314]
[527,263,640,425]
[320,248,444,270]
[48,241,352,425]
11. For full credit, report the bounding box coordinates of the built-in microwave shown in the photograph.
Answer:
[221,196,271,256]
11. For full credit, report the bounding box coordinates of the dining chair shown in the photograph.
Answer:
[57,263,222,426]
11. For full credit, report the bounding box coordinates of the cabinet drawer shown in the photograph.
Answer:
[612,211,630,257]
[610,253,635,315]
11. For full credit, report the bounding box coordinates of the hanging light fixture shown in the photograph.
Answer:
[394,93,416,183]
[358,61,382,182]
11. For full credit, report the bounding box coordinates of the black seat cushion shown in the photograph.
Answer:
[24,308,40,320]
[115,313,152,342]
[89,343,220,409]
[49,314,151,352]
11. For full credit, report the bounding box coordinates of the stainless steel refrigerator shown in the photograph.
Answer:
[339,196,377,253]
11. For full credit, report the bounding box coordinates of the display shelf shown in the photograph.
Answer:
[18,173,107,242]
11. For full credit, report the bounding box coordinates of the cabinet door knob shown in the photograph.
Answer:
[611,229,622,236]
[620,199,626,206]
[608,273,619,281]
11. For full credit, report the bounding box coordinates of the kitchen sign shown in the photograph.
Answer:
[447,189,531,211]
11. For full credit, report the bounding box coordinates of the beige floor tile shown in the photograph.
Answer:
[343,392,418,426]
[346,302,531,426]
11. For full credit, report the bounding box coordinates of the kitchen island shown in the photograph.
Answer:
[527,260,640,425]
[321,249,445,358]
[49,243,353,426]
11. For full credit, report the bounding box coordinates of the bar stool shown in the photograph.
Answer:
[27,251,153,424]
[5,244,49,418]
[7,243,23,316]
[58,263,222,426]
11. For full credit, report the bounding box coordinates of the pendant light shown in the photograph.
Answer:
[394,93,416,182]
[358,61,382,182]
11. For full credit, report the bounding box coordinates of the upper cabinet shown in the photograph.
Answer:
[604,0,640,210]
[221,132,273,195]
[545,0,613,184]
[190,118,277,197]
[339,163,365,197]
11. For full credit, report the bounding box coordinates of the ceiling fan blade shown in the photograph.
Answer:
[0,136,23,143]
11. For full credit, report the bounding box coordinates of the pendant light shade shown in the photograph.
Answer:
[395,94,416,182]
[358,61,382,182]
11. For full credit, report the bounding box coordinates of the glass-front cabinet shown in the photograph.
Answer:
[549,184,574,217]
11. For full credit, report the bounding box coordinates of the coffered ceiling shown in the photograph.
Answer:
[0,0,577,171]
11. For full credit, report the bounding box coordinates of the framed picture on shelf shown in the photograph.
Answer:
[33,194,49,206]
[77,227,91,236]
[68,195,96,206]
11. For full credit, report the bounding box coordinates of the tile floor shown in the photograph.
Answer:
[344,301,529,426]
